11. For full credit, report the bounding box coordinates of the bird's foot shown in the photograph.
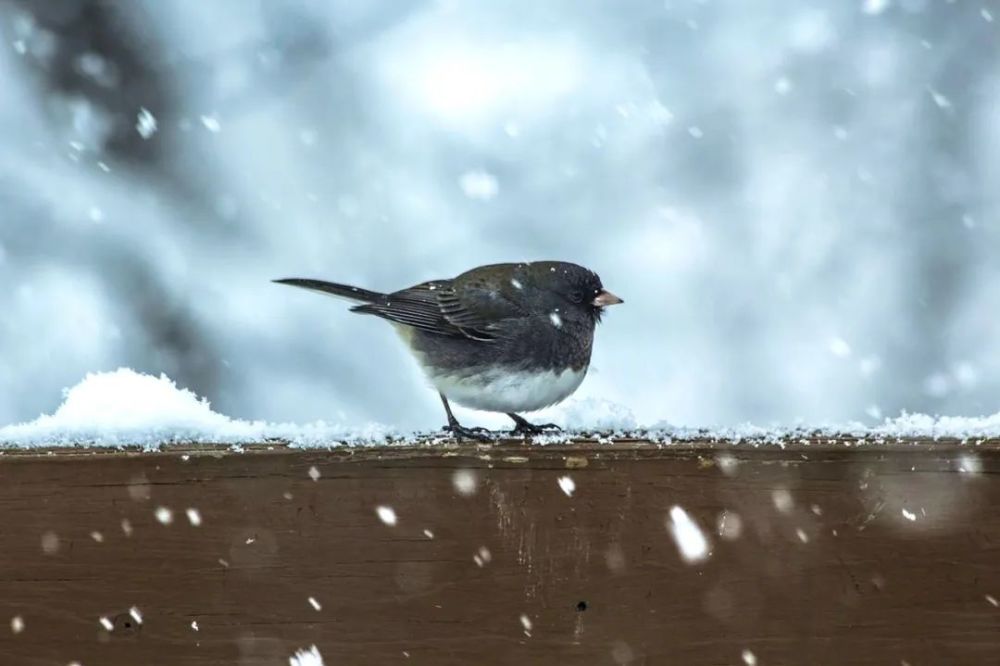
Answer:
[512,422,562,436]
[508,414,562,437]
[443,423,495,442]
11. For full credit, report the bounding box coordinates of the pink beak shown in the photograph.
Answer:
[592,290,624,307]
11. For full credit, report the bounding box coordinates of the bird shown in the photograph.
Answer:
[274,261,622,440]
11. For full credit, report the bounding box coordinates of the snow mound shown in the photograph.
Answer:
[544,397,637,431]
[1,369,999,449]
[0,369,398,449]
[871,412,1000,439]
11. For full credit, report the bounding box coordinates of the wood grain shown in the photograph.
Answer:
[1,439,998,665]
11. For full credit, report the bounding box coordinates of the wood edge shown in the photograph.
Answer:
[2,435,999,460]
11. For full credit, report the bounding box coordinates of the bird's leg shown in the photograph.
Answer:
[439,394,493,442]
[507,413,562,436]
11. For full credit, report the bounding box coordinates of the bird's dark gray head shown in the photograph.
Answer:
[514,261,623,323]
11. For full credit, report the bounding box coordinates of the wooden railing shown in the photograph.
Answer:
[1,437,998,665]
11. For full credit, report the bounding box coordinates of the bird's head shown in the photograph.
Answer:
[522,261,623,323]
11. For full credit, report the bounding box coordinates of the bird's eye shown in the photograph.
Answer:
[570,290,584,303]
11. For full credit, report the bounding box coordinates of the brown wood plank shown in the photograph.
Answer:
[1,440,999,665]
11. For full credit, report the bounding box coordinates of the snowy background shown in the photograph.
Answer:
[1,0,999,432]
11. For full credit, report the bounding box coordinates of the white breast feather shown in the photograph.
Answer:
[425,365,587,413]
[393,325,588,413]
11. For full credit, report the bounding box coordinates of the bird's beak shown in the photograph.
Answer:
[592,290,624,307]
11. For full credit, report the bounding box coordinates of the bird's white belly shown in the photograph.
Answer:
[427,365,587,413]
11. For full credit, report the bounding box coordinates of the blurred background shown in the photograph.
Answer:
[0,0,998,431]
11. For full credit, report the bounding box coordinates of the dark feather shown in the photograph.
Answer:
[272,278,383,303]
[348,281,496,342]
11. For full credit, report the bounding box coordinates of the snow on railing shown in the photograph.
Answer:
[1,368,999,449]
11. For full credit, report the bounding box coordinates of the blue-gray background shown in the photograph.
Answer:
[1,0,998,430]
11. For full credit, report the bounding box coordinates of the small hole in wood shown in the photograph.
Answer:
[576,601,588,612]
[112,613,140,636]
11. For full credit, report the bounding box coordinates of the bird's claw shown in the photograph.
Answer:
[511,422,562,436]
[443,423,495,442]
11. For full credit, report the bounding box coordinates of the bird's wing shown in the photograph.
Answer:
[436,272,528,339]
[350,277,526,342]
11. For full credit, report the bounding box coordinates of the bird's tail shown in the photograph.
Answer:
[272,278,385,303]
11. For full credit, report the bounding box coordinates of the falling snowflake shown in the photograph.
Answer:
[155,506,174,525]
[549,312,563,328]
[928,89,951,110]
[459,170,499,201]
[667,506,710,563]
[861,0,889,15]
[200,115,222,132]
[289,645,325,666]
[376,506,397,526]
[828,337,851,358]
[717,511,743,540]
[519,613,533,636]
[186,508,202,526]
[957,454,982,474]
[611,640,635,664]
[308,466,321,481]
[715,454,739,477]
[557,475,575,497]
[473,546,492,567]
[41,531,60,555]
[308,597,322,611]
[136,107,157,139]
[452,469,478,496]
[771,489,794,513]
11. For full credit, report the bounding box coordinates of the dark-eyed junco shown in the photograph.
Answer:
[274,261,622,440]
